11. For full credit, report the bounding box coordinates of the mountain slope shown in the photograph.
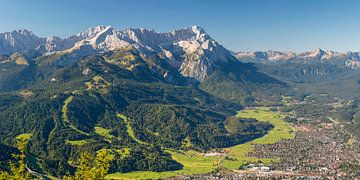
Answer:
[0,26,288,177]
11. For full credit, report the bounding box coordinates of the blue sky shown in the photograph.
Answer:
[1,0,360,52]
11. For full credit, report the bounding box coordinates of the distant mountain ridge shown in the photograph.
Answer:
[235,48,360,69]
[0,25,235,81]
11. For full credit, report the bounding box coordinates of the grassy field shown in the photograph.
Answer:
[85,75,111,93]
[237,107,295,144]
[66,126,115,146]
[221,107,295,169]
[107,107,295,179]
[107,149,220,180]
[65,140,89,146]
[61,96,73,123]
[97,148,131,161]
[116,113,148,145]
[61,96,89,136]
[95,126,115,142]
[181,136,194,148]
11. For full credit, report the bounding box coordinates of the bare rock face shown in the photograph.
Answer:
[0,29,44,54]
[180,52,212,81]
[0,25,237,82]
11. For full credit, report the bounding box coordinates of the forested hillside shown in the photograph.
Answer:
[0,47,283,177]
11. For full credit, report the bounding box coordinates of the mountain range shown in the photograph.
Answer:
[3,25,360,80]
[235,48,360,69]
[0,25,235,81]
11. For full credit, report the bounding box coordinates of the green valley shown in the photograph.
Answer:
[107,107,295,179]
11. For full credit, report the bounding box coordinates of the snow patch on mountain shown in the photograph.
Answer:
[0,25,236,81]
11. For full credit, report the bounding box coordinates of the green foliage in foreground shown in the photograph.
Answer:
[0,134,112,180]
[63,151,111,180]
[107,107,295,179]
[0,134,32,180]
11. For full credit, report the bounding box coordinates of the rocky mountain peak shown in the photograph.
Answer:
[0,25,237,82]
[305,48,325,58]
[11,29,36,37]
[77,25,114,38]
[0,29,43,54]
[190,25,207,39]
